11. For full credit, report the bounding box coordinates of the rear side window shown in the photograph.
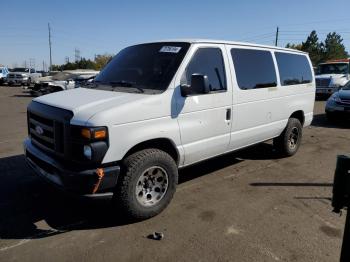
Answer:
[182,48,226,91]
[275,52,312,86]
[231,49,277,90]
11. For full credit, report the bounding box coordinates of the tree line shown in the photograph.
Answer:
[51,54,113,71]
[51,32,349,71]
[286,31,348,66]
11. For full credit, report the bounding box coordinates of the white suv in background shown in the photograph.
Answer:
[24,39,315,219]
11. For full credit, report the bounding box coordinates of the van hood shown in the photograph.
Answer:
[33,87,168,126]
[34,88,146,113]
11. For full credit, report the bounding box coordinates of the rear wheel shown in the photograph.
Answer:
[114,148,178,220]
[274,118,302,157]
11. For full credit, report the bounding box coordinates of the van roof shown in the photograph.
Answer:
[145,39,307,54]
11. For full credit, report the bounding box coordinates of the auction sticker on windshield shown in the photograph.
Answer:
[159,46,182,53]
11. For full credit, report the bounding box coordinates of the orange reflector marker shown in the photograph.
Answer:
[94,130,106,139]
[81,128,91,139]
[92,168,105,194]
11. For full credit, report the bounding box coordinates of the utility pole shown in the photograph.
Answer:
[74,48,81,62]
[275,26,279,47]
[48,23,52,72]
[29,58,35,70]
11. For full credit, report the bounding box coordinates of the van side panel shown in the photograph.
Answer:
[226,45,315,151]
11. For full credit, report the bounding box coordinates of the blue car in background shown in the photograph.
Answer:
[0,67,9,84]
[325,81,350,121]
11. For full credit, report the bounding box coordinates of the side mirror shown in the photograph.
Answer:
[180,74,210,97]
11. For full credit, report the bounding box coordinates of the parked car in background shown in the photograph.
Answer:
[36,70,50,77]
[325,81,350,121]
[24,40,315,220]
[0,66,9,84]
[315,59,350,97]
[7,68,42,86]
[31,69,99,96]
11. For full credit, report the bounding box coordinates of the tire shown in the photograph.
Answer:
[114,148,178,220]
[273,118,302,157]
[326,112,337,122]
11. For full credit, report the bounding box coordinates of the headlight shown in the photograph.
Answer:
[83,145,92,159]
[330,93,341,102]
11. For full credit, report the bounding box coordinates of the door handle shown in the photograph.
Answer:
[226,108,231,121]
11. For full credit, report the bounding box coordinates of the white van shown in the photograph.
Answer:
[24,39,315,219]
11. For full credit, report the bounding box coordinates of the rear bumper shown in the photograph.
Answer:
[24,138,120,197]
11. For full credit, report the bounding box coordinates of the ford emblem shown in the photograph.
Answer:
[35,125,44,135]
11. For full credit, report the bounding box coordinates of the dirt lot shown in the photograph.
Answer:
[0,86,349,262]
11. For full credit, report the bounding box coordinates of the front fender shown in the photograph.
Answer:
[102,116,183,165]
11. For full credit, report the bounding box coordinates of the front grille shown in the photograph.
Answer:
[316,78,331,87]
[8,74,23,79]
[28,111,64,155]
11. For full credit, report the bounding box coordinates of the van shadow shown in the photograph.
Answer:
[0,155,133,240]
[311,113,350,129]
[0,143,280,240]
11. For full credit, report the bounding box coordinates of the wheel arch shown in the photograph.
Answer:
[123,138,180,165]
[289,110,305,126]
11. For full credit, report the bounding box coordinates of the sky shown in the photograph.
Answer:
[1,0,350,69]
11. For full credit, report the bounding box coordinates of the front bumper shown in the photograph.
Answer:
[24,138,120,197]
[7,78,28,84]
[326,103,350,118]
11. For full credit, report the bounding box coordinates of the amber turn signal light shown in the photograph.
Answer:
[94,130,106,139]
[81,128,91,139]
[81,128,107,139]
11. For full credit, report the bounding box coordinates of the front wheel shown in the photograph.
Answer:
[274,118,302,157]
[114,149,178,220]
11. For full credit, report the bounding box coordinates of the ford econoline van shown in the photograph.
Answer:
[24,39,315,219]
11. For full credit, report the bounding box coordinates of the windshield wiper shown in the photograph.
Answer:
[109,80,134,87]
[109,80,144,93]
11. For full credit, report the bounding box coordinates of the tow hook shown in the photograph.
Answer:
[92,168,105,194]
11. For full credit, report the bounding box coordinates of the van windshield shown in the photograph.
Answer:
[317,63,348,75]
[91,42,190,94]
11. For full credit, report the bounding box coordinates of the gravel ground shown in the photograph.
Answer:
[0,86,348,262]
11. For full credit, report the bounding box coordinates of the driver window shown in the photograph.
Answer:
[181,48,226,91]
